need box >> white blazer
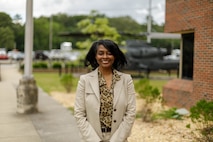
[74,68,136,142]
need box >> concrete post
[17,0,38,114]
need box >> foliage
[33,72,78,93]
[190,100,213,123]
[11,23,24,51]
[34,72,66,93]
[34,17,51,51]
[0,12,13,27]
[0,10,180,54]
[138,85,161,103]
[60,74,74,93]
[52,62,62,69]
[0,27,14,50]
[109,16,143,34]
[187,99,213,142]
[33,62,48,69]
[0,12,16,50]
[76,11,121,49]
[65,62,75,68]
[152,38,181,53]
[135,79,161,102]
[134,78,162,122]
[108,16,146,42]
[153,107,183,120]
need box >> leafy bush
[135,79,162,122]
[33,62,48,69]
[188,99,213,142]
[65,62,75,68]
[153,107,183,120]
[52,62,62,69]
[60,74,74,93]
[135,79,161,103]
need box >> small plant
[135,79,162,122]
[153,107,183,120]
[60,74,74,93]
[188,99,213,142]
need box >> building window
[182,33,194,80]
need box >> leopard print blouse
[98,69,121,129]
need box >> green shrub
[188,99,213,142]
[135,79,162,122]
[33,62,48,69]
[135,79,161,103]
[65,62,74,68]
[52,62,62,69]
[153,107,183,120]
[60,74,74,93]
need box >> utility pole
[49,15,53,51]
[147,0,152,43]
[17,0,38,114]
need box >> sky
[0,0,165,25]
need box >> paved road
[0,63,80,142]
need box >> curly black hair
[84,39,127,70]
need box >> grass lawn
[33,71,172,95]
[33,72,66,93]
[33,72,79,94]
[150,80,169,92]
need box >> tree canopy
[0,11,180,52]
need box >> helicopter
[58,32,180,78]
[123,40,180,78]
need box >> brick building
[163,0,213,109]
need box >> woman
[74,39,136,142]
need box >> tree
[0,12,13,27]
[0,27,15,50]
[13,14,22,24]
[0,12,15,50]
[34,17,51,50]
[76,11,121,49]
[34,16,66,50]
[11,20,24,51]
[108,16,143,33]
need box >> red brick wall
[163,0,213,108]
[163,79,193,109]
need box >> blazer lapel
[113,73,123,107]
[88,69,100,101]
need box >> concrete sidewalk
[0,63,80,142]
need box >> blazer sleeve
[110,75,136,142]
[74,75,101,142]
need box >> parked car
[0,49,8,60]
[49,49,65,60]
[34,50,49,60]
[7,51,24,60]
[63,51,80,61]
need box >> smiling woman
[74,39,136,142]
